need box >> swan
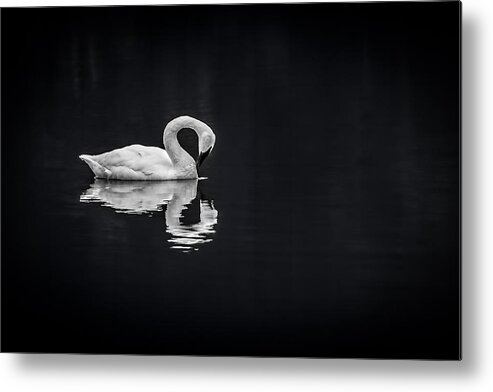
[79,115,215,180]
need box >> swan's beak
[197,147,212,168]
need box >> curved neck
[163,116,212,167]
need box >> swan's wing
[93,145,172,177]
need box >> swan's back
[80,145,174,180]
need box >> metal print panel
[0,1,461,359]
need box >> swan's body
[79,115,215,181]
[80,144,181,181]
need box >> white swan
[79,115,216,180]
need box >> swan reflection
[80,179,218,252]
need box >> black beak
[196,147,212,168]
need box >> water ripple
[80,179,218,252]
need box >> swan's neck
[163,116,211,169]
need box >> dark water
[1,3,460,358]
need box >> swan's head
[197,130,216,168]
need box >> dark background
[1,2,460,359]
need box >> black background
[1,2,460,359]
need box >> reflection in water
[80,179,218,252]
